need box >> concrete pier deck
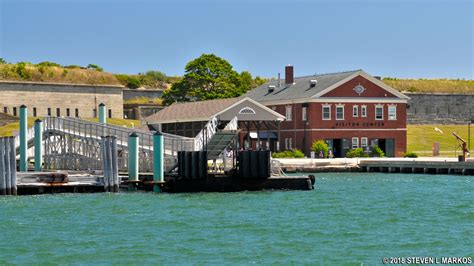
[275,157,474,175]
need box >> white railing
[223,116,238,131]
[194,116,219,151]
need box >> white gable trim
[311,70,410,100]
[216,97,286,121]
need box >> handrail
[223,116,238,131]
[194,116,219,151]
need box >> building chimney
[278,73,281,88]
[285,65,294,84]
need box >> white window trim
[361,137,368,148]
[285,106,292,121]
[388,105,397,120]
[375,105,384,120]
[361,105,367,117]
[302,106,307,121]
[285,138,289,150]
[352,105,359,117]
[289,138,293,150]
[239,107,256,114]
[352,137,359,149]
[322,104,331,120]
[336,105,345,120]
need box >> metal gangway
[18,116,239,173]
[41,117,195,172]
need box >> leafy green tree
[311,140,329,158]
[0,58,6,64]
[163,54,244,104]
[87,64,103,72]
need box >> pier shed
[144,97,285,151]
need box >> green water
[0,173,473,265]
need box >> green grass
[123,97,162,105]
[86,118,141,128]
[0,117,35,136]
[383,78,474,94]
[0,117,140,136]
[407,124,472,157]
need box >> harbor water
[0,173,472,264]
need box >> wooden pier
[359,160,474,175]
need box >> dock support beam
[19,105,27,172]
[128,133,139,191]
[0,137,17,195]
[99,103,106,124]
[34,119,43,172]
[153,131,164,192]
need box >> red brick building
[245,67,409,157]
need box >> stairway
[206,130,238,160]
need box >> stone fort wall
[0,81,123,119]
[407,93,474,124]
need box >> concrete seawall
[276,157,474,175]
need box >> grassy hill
[0,62,121,85]
[383,78,474,94]
[407,124,472,157]
[0,60,175,88]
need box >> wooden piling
[9,137,17,195]
[0,138,6,195]
[110,136,119,192]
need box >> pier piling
[0,137,17,195]
[128,133,139,191]
[101,136,119,192]
[34,119,43,172]
[19,105,27,172]
[153,131,164,192]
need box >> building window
[285,106,292,121]
[33,107,37,117]
[93,109,97,118]
[388,106,397,120]
[47,108,51,116]
[3,107,7,114]
[239,107,256,114]
[56,108,60,117]
[285,138,289,150]
[108,109,112,118]
[322,105,331,120]
[361,137,368,149]
[75,108,79,118]
[336,105,344,120]
[353,105,359,117]
[375,105,384,120]
[13,107,17,116]
[289,138,293,150]
[352,137,359,149]
[302,107,307,121]
[361,105,367,117]
[66,108,70,117]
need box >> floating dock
[359,160,474,175]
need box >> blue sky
[0,0,472,79]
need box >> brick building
[245,67,409,157]
[0,81,124,119]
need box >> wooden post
[111,136,119,192]
[9,137,17,195]
[4,137,11,195]
[0,138,5,195]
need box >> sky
[0,0,472,79]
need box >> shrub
[370,145,385,157]
[346,148,369,158]
[0,58,6,64]
[87,64,103,72]
[272,149,305,158]
[311,140,329,158]
[36,61,60,67]
[403,151,418,158]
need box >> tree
[0,58,6,64]
[162,54,243,105]
[311,140,329,158]
[87,64,103,72]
